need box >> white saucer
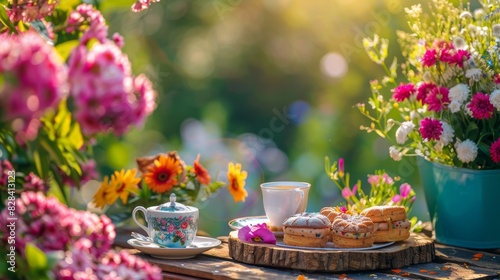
[276,241,395,251]
[228,216,283,237]
[127,236,221,259]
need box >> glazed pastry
[361,205,411,242]
[320,206,346,223]
[331,213,375,248]
[282,213,331,248]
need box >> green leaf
[25,243,48,270]
[55,40,79,61]
[0,5,18,34]
[33,150,49,180]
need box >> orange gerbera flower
[144,154,182,193]
[227,162,248,203]
[193,154,211,185]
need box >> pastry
[361,205,411,242]
[331,213,375,248]
[320,206,348,223]
[282,213,331,247]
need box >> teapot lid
[156,193,191,212]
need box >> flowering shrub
[325,157,421,231]
[358,0,500,169]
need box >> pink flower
[490,138,500,164]
[131,0,160,12]
[417,83,437,102]
[24,172,47,192]
[338,158,344,178]
[392,83,416,102]
[339,206,348,213]
[238,223,276,245]
[0,32,67,142]
[419,118,443,141]
[453,49,470,68]
[0,192,115,258]
[494,74,500,84]
[68,42,156,136]
[181,221,188,229]
[421,49,437,67]
[66,4,108,45]
[112,32,125,48]
[391,194,402,203]
[341,184,357,199]
[0,160,13,186]
[367,175,379,185]
[7,0,59,22]
[399,183,412,197]
[425,86,449,112]
[467,92,494,119]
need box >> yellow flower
[105,169,141,205]
[227,162,248,203]
[93,176,111,209]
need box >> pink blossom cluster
[393,82,450,113]
[132,0,161,12]
[23,172,47,192]
[66,4,108,45]
[0,32,67,142]
[0,192,115,258]
[68,42,157,136]
[421,40,471,68]
[7,0,59,22]
[55,238,162,280]
[0,159,13,186]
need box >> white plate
[228,216,284,237]
[276,241,395,251]
[127,236,221,259]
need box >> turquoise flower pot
[417,157,500,249]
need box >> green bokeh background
[92,0,467,236]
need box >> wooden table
[116,228,500,280]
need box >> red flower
[181,221,188,229]
[419,118,443,141]
[467,92,494,119]
[490,138,500,164]
[421,49,437,67]
[417,83,437,102]
[425,86,449,112]
[392,83,416,102]
[453,49,470,68]
[193,154,211,185]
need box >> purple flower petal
[237,223,276,245]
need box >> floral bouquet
[92,151,249,221]
[359,0,500,169]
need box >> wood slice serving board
[228,231,435,272]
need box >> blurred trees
[101,0,431,235]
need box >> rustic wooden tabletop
[116,227,500,280]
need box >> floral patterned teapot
[132,193,199,248]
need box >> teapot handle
[132,206,149,235]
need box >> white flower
[389,146,403,161]
[460,11,472,19]
[438,121,455,146]
[449,100,462,113]
[453,36,466,49]
[490,89,500,110]
[395,121,415,144]
[474,9,486,20]
[410,110,418,120]
[465,68,482,81]
[464,103,474,117]
[455,139,478,163]
[449,84,470,103]
[405,4,422,18]
[493,25,500,38]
